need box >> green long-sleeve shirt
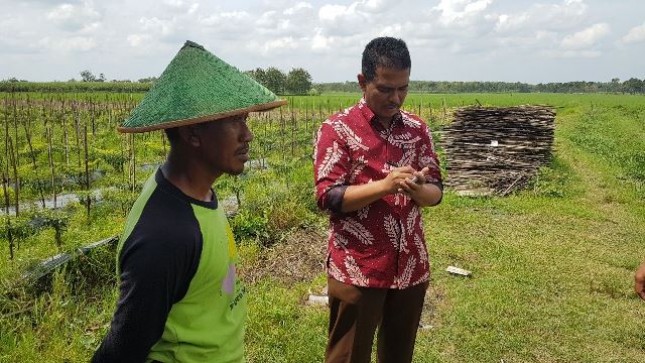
[93,169,247,362]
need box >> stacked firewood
[439,105,556,196]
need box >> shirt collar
[358,98,403,130]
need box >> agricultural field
[0,91,644,362]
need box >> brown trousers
[325,277,428,363]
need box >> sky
[1,0,644,84]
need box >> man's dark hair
[165,127,180,145]
[361,37,411,82]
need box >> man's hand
[397,167,442,207]
[398,167,429,194]
[382,166,416,194]
[635,261,645,301]
[340,166,415,213]
[341,166,440,213]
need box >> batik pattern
[314,98,442,289]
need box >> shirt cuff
[325,185,349,214]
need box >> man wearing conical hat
[92,40,285,363]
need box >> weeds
[1,93,644,362]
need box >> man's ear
[178,125,201,147]
[357,73,367,92]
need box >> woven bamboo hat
[119,40,286,133]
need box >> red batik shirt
[314,98,442,289]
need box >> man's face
[195,115,253,177]
[358,66,410,122]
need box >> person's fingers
[393,166,415,175]
[411,172,425,184]
[389,168,418,194]
[392,171,413,181]
[395,179,409,193]
[398,178,420,194]
[635,263,645,301]
[637,285,645,300]
[636,280,645,301]
[638,290,645,301]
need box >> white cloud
[361,0,389,13]
[200,11,251,26]
[494,0,588,34]
[39,36,97,52]
[256,10,297,34]
[163,0,185,7]
[547,49,602,59]
[319,0,391,22]
[259,0,300,9]
[127,34,151,47]
[46,1,101,32]
[254,36,299,56]
[534,0,588,29]
[195,11,252,42]
[495,13,529,33]
[319,4,351,22]
[311,28,332,51]
[495,30,558,52]
[284,2,313,15]
[622,23,645,44]
[561,23,610,50]
[139,16,176,37]
[379,23,404,37]
[1,0,644,83]
[318,2,376,37]
[162,0,198,14]
[432,0,493,27]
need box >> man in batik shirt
[314,37,443,363]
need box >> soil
[239,226,443,328]
[239,227,327,286]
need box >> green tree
[138,76,158,83]
[610,78,622,93]
[80,70,96,82]
[623,78,644,94]
[245,68,267,86]
[263,67,287,95]
[247,67,287,95]
[286,68,312,95]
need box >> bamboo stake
[46,113,57,209]
[83,122,91,218]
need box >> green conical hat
[119,40,286,133]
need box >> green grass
[241,94,645,362]
[245,280,328,362]
[1,93,644,362]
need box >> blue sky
[1,0,644,83]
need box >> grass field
[1,92,643,362]
[242,93,645,362]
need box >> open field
[1,92,644,362]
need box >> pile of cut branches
[440,105,555,196]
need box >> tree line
[244,67,314,95]
[315,78,645,95]
[1,69,644,95]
